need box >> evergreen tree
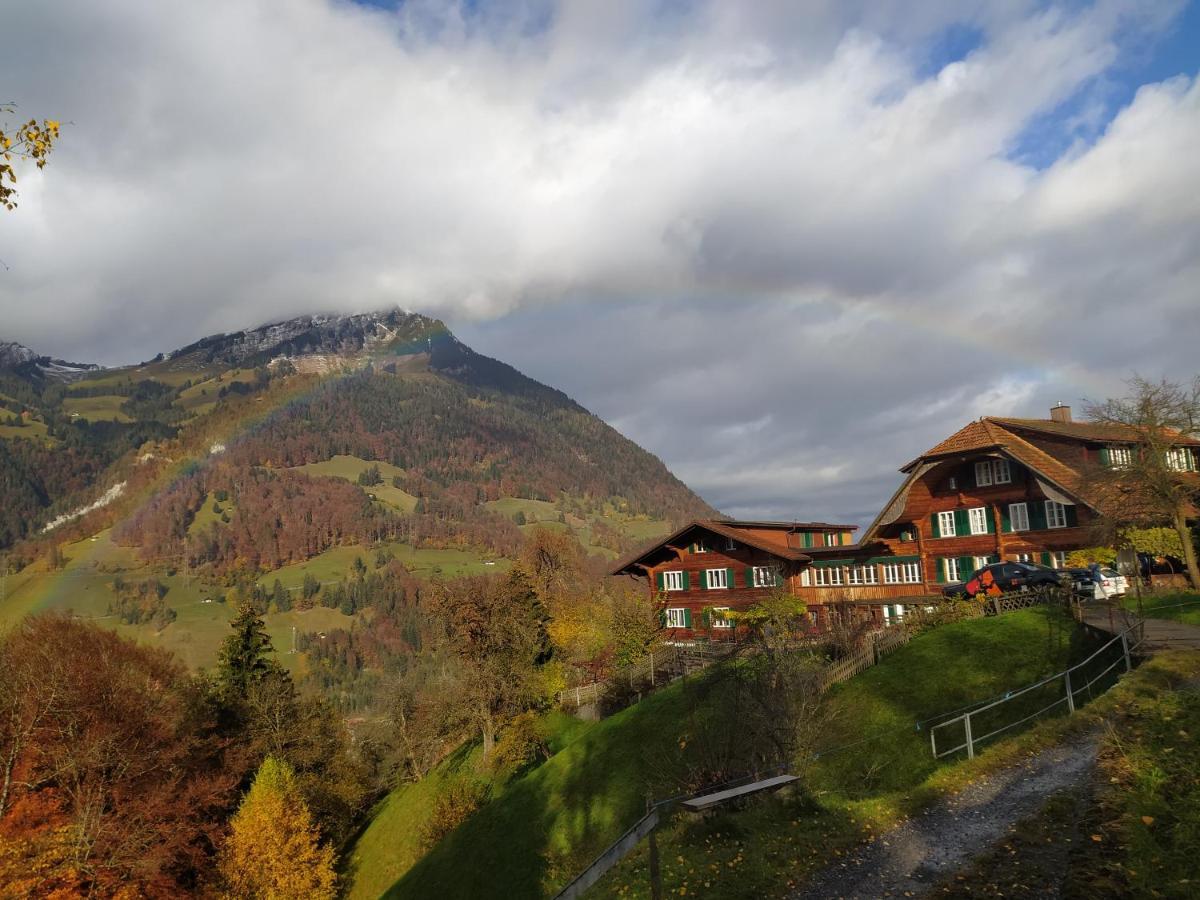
[217,601,278,696]
[219,756,336,900]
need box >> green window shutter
[954,509,969,536]
[745,567,755,589]
[1030,502,1047,530]
[802,531,813,548]
[1040,551,1052,567]
[682,571,691,590]
[986,506,996,534]
[959,556,974,578]
[683,607,693,628]
[1000,505,1012,533]
[701,607,710,628]
[1099,447,1111,467]
[726,567,735,589]
[930,513,940,538]
[688,542,695,553]
[936,560,945,584]
[655,572,665,591]
[1065,505,1078,527]
[774,568,782,587]
[838,532,846,546]
[699,570,707,589]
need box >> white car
[1099,567,1128,597]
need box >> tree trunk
[1174,506,1200,589]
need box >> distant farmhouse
[612,404,1200,638]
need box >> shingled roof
[609,519,819,576]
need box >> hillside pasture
[0,418,53,442]
[290,455,418,513]
[62,394,133,422]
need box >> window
[752,566,780,588]
[968,506,989,535]
[975,459,1011,486]
[882,563,902,584]
[1108,446,1133,469]
[711,607,731,629]
[1050,551,1066,570]
[902,562,921,584]
[884,604,906,624]
[662,570,684,591]
[705,568,729,590]
[1015,552,1033,563]
[973,555,991,571]
[665,608,688,628]
[1045,500,1068,529]
[823,532,840,547]
[937,511,956,537]
[947,476,958,491]
[724,537,737,551]
[1166,448,1195,472]
[1009,502,1029,532]
[848,565,878,585]
[693,538,709,554]
[799,569,811,587]
[943,558,960,582]
[814,567,843,587]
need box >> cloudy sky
[2,0,1198,525]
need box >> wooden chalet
[861,404,1200,586]
[609,519,923,640]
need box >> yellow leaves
[1142,815,1156,826]
[1091,834,1104,842]
[0,104,63,211]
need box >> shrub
[488,712,549,775]
[419,777,491,850]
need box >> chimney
[1050,403,1072,423]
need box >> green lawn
[347,607,1097,900]
[256,542,507,593]
[0,418,53,442]
[485,496,669,561]
[1123,590,1200,625]
[290,456,418,513]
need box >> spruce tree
[217,601,277,696]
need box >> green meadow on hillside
[346,606,1098,900]
[485,497,671,560]
[289,455,419,513]
[62,394,134,422]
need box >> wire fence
[929,619,1143,760]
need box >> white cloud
[0,0,1196,522]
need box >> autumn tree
[219,756,336,900]
[1085,375,1200,587]
[0,615,236,895]
[1,104,61,211]
[432,572,551,756]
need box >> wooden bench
[680,774,798,812]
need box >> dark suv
[943,561,1065,598]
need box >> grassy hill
[345,606,1100,900]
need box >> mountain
[0,306,713,646]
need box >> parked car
[1099,567,1128,598]
[943,562,1064,598]
[1066,566,1127,601]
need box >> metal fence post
[1064,670,1075,714]
[964,713,975,760]
[1121,632,1131,672]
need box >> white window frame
[1165,448,1194,472]
[937,511,956,537]
[943,558,960,582]
[724,537,737,551]
[974,461,993,487]
[693,538,709,554]
[902,562,921,584]
[711,607,731,629]
[882,563,902,584]
[973,555,991,571]
[799,569,811,587]
[1015,552,1033,563]
[1050,551,1067,569]
[705,568,729,590]
[1045,500,1068,529]
[968,506,989,536]
[992,459,1011,484]
[662,570,684,592]
[1108,446,1133,469]
[752,566,779,588]
[823,532,839,547]
[1008,502,1029,532]
[847,565,878,586]
[814,566,843,587]
[665,607,688,628]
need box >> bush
[488,712,549,775]
[419,777,491,850]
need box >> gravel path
[793,733,1100,900]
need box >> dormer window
[975,459,1011,487]
[724,537,737,551]
[823,532,839,547]
[1165,448,1196,472]
[693,538,709,554]
[1105,446,1133,469]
